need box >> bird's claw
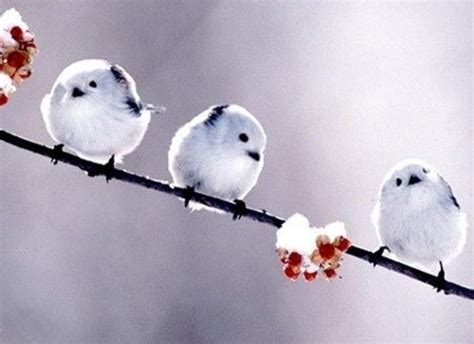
[369,246,390,267]
[87,155,115,182]
[103,155,115,182]
[433,262,446,293]
[232,199,247,221]
[183,186,195,208]
[50,144,64,165]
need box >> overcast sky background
[1,1,472,343]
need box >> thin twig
[1,128,473,301]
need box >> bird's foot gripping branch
[0,129,473,301]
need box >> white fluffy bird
[41,59,155,167]
[371,159,467,290]
[168,104,266,217]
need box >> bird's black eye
[89,81,97,88]
[422,168,428,173]
[396,178,402,187]
[239,133,249,142]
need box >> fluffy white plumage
[41,59,153,164]
[372,159,467,269]
[168,104,266,211]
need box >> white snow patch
[276,213,346,255]
[0,72,16,95]
[0,8,28,31]
[314,221,347,242]
[276,213,317,256]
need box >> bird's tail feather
[146,103,166,115]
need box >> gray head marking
[204,105,229,127]
[110,63,143,116]
[439,175,461,209]
[110,64,130,85]
[125,97,144,116]
[451,195,460,209]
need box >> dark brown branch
[1,128,473,301]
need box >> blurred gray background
[1,1,472,343]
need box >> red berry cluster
[277,235,351,282]
[0,25,37,106]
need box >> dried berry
[283,264,300,280]
[7,51,26,68]
[319,243,336,260]
[335,237,351,252]
[0,94,8,105]
[304,270,318,281]
[10,26,23,41]
[287,252,302,266]
[0,9,37,107]
[276,214,350,283]
[323,268,337,280]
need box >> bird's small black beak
[248,151,260,162]
[408,174,422,185]
[72,87,85,98]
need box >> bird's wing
[439,175,460,209]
